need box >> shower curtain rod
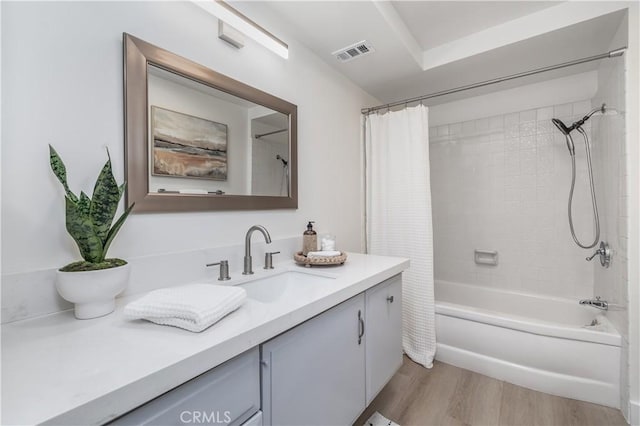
[361,47,627,115]
[255,128,288,139]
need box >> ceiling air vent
[332,40,375,63]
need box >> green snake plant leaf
[49,145,78,204]
[78,191,91,217]
[90,154,120,246]
[119,182,126,199]
[65,196,104,263]
[102,202,135,257]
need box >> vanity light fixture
[193,0,289,59]
[219,21,245,49]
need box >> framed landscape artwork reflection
[151,106,228,180]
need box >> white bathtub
[434,280,622,408]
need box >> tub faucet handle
[585,241,611,268]
[586,249,602,261]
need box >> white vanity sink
[239,270,335,304]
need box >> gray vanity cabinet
[260,274,403,426]
[365,274,403,404]
[260,294,367,426]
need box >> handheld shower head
[276,154,288,166]
[552,118,576,155]
[551,103,609,156]
[552,118,571,135]
[552,104,605,250]
[552,103,609,139]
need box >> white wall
[1,2,376,277]
[625,3,640,424]
[429,72,598,299]
[592,13,630,417]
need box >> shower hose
[567,126,600,249]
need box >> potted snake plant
[50,145,134,319]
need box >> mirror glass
[124,34,297,212]
[148,66,290,197]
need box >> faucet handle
[585,241,611,268]
[206,260,231,281]
[264,251,280,270]
[586,250,601,262]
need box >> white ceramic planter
[56,263,130,319]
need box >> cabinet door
[261,294,366,426]
[365,274,403,404]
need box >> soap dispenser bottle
[303,221,317,256]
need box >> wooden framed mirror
[123,33,297,212]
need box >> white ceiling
[251,1,628,106]
[393,1,560,50]
[374,9,627,105]
[254,112,288,130]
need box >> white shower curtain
[365,104,436,368]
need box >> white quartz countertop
[2,253,409,425]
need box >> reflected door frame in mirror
[123,33,298,212]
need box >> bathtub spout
[579,297,608,310]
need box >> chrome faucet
[579,296,608,310]
[243,225,272,275]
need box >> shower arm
[569,104,606,133]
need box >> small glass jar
[321,234,336,251]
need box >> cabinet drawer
[112,348,260,426]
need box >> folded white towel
[307,250,341,258]
[124,284,246,332]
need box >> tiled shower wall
[430,101,599,299]
[593,56,628,337]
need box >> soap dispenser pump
[303,221,317,256]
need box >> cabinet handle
[357,310,364,345]
[387,295,394,303]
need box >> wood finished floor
[354,356,628,426]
